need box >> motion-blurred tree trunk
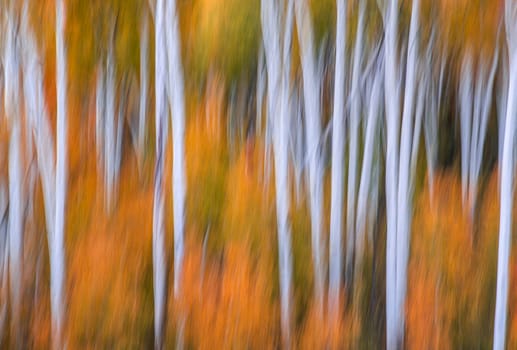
[493,2,517,349]
[51,0,68,347]
[153,0,168,347]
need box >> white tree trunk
[3,10,24,343]
[356,69,382,257]
[329,0,347,320]
[164,0,187,345]
[459,54,473,207]
[53,0,67,347]
[493,3,517,349]
[165,0,186,301]
[348,1,366,286]
[394,0,420,344]
[261,0,294,344]
[153,0,168,347]
[383,0,401,347]
[295,0,325,315]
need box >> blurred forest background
[0,0,516,348]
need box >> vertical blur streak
[23,33,57,341]
[115,80,124,199]
[95,36,123,213]
[278,0,294,341]
[459,53,473,208]
[356,63,382,275]
[256,46,265,139]
[295,0,325,316]
[4,9,24,343]
[138,14,149,171]
[0,186,7,343]
[349,0,365,289]
[328,0,346,322]
[382,0,401,347]
[261,0,294,345]
[469,64,483,209]
[21,8,57,342]
[497,53,508,171]
[153,0,168,347]
[105,40,116,210]
[423,32,442,201]
[290,87,303,203]
[494,2,517,349]
[165,0,187,346]
[8,94,22,341]
[0,35,6,333]
[165,0,186,304]
[469,50,498,216]
[105,39,117,210]
[411,73,424,178]
[396,0,421,345]
[53,0,68,347]
[96,65,106,180]
[460,47,499,216]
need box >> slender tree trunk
[165,0,186,302]
[261,0,294,344]
[295,0,325,315]
[52,1,68,347]
[348,1,366,288]
[382,0,401,347]
[3,10,24,345]
[153,0,168,347]
[493,3,517,349]
[329,0,347,321]
[165,0,187,345]
[395,0,420,344]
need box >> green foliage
[67,0,142,95]
[188,0,261,86]
[291,198,315,328]
[310,0,335,46]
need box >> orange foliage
[66,130,154,347]
[174,239,278,349]
[298,299,359,350]
[408,170,501,349]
